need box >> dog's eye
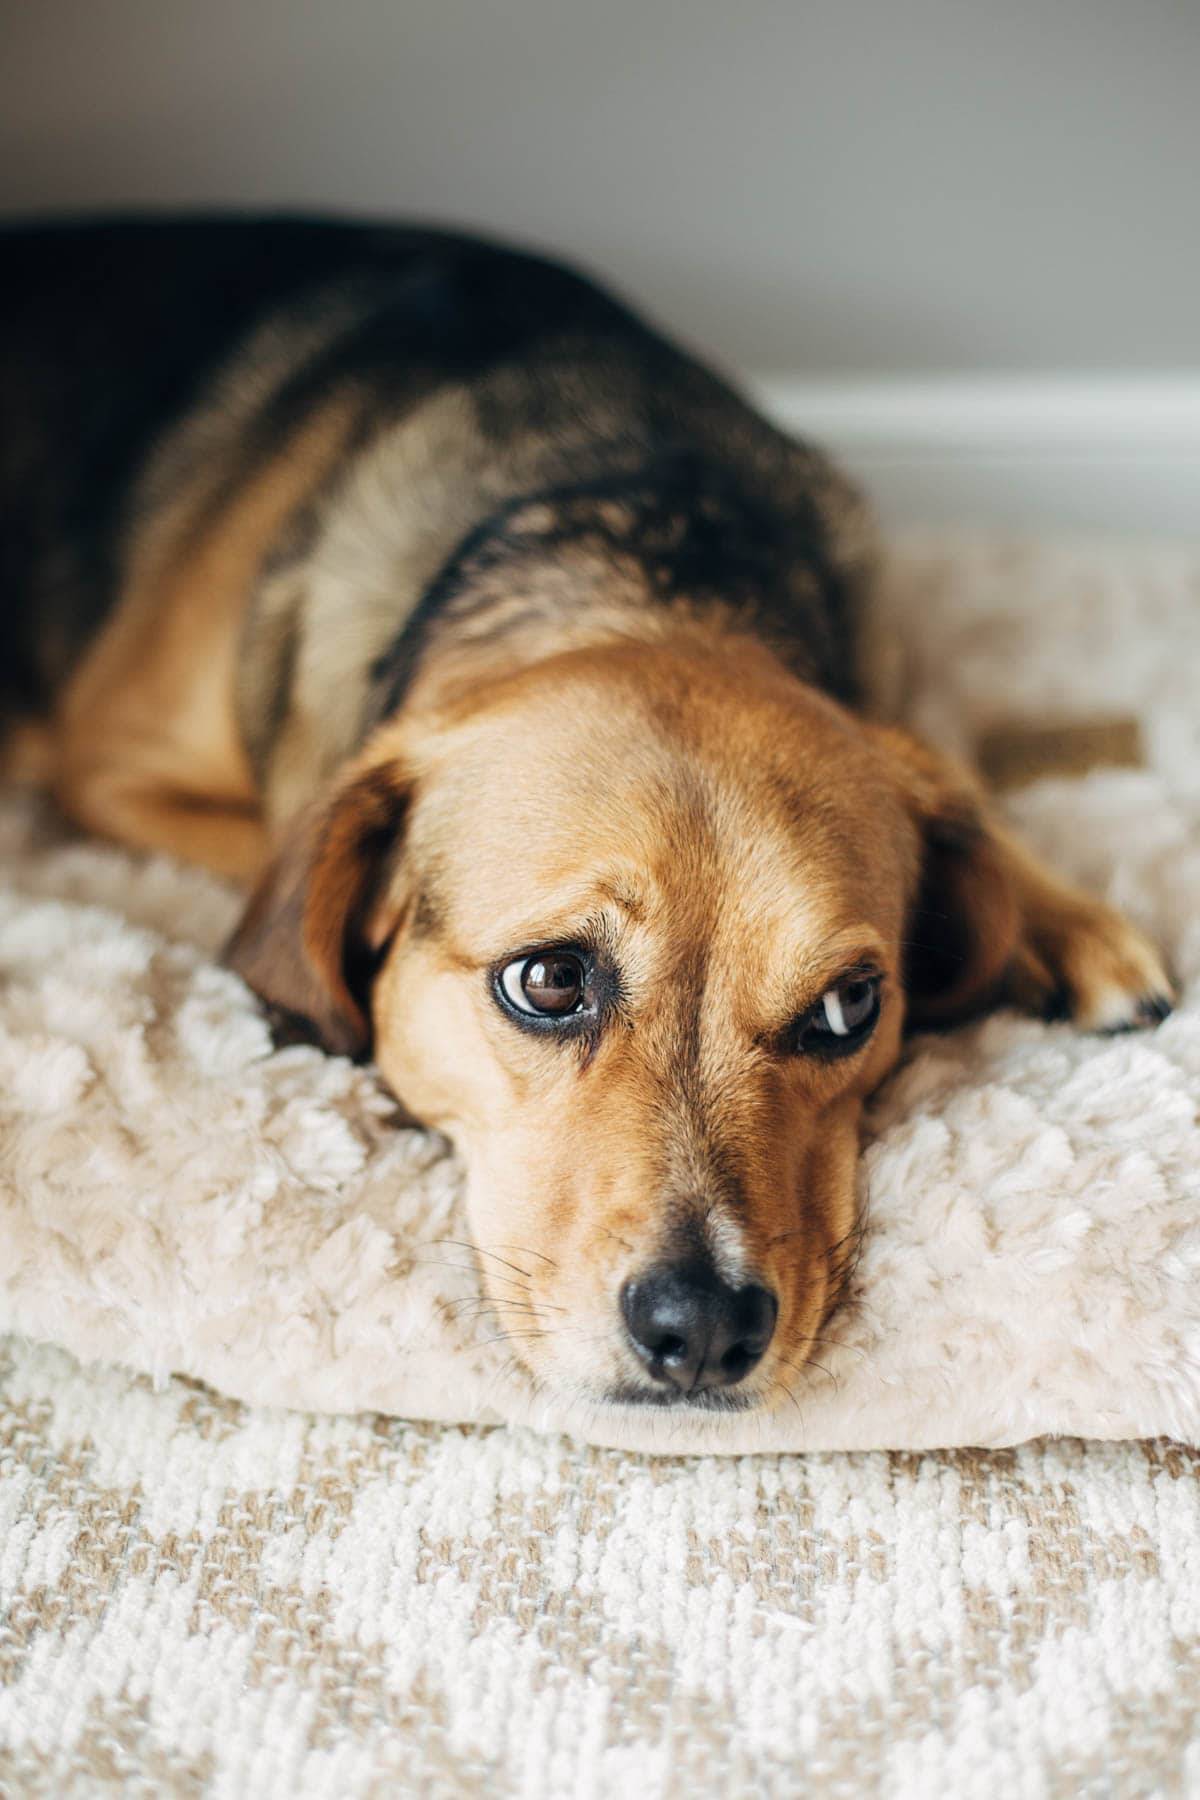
[499,952,587,1018]
[793,974,881,1058]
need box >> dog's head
[227,635,1018,1412]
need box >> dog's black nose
[620,1262,778,1393]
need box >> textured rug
[2,1336,1200,1797]
[2,534,1199,1453]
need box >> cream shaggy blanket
[2,534,1198,1454]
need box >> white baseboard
[750,375,1200,538]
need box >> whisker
[438,1296,541,1321]
[440,1290,558,1312]
[770,1348,838,1393]
[475,1329,558,1350]
[780,1330,868,1373]
[772,1377,804,1419]
[436,1238,537,1282]
[486,1243,560,1270]
[766,1224,808,1249]
[488,1300,567,1317]
[805,1332,864,1354]
[469,1291,567,1315]
[414,1256,532,1294]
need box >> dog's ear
[869,725,1022,1028]
[223,762,409,1060]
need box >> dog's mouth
[601,1381,764,1415]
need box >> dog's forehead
[409,670,904,944]
[422,647,881,809]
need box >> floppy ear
[223,762,409,1059]
[870,726,1022,1027]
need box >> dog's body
[0,216,866,863]
[1,216,1173,1415]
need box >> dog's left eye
[499,952,587,1018]
[792,974,881,1058]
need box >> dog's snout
[620,1262,777,1393]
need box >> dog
[0,214,1174,1414]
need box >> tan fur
[993,823,1173,1031]
[244,385,653,827]
[364,645,904,1404]
[866,723,1170,1030]
[249,386,512,825]
[51,398,357,880]
[0,719,56,785]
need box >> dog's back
[0,217,616,708]
[0,214,870,829]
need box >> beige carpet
[2,1335,1199,1796]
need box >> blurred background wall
[3,0,1197,532]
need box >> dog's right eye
[790,972,882,1059]
[498,952,587,1018]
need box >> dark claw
[1101,992,1176,1037]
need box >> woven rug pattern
[2,1336,1199,1797]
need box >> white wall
[4,0,1198,530]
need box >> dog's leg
[55,644,269,883]
[870,721,1175,1033]
[996,824,1175,1031]
[55,767,267,883]
[47,395,361,886]
[54,604,269,884]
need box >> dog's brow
[781,928,891,1009]
[460,896,631,969]
[593,874,650,922]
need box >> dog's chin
[599,1381,764,1415]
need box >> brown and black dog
[0,215,1174,1414]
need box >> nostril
[716,1286,777,1383]
[738,1284,778,1356]
[620,1279,695,1373]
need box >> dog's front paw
[1006,903,1176,1033]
